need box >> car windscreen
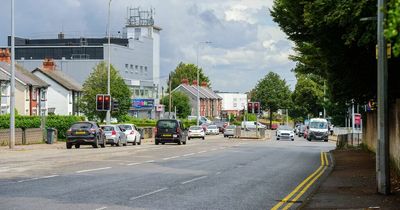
[101,126,114,131]
[120,125,132,130]
[71,123,93,129]
[310,122,328,129]
[157,120,178,129]
[190,126,202,130]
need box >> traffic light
[96,94,104,111]
[254,102,260,114]
[247,102,253,114]
[112,99,119,112]
[104,95,111,111]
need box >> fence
[336,133,363,148]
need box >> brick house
[172,79,222,118]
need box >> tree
[168,62,210,90]
[251,72,292,128]
[291,74,324,120]
[161,91,191,119]
[80,62,131,122]
[385,0,400,57]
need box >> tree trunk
[269,108,273,129]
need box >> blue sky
[0,0,296,92]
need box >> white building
[32,59,82,115]
[216,92,248,116]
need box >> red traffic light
[247,102,253,114]
[254,102,260,114]
[104,96,110,101]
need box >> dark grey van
[155,119,187,145]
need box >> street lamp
[196,41,211,126]
[9,0,15,149]
[106,0,112,124]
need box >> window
[144,90,149,97]
[130,64,134,69]
[140,90,144,96]
[125,64,129,69]
[32,88,37,100]
[135,65,138,69]
[40,89,46,101]
[144,66,148,71]
[69,93,73,104]
[135,89,140,96]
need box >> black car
[66,121,106,149]
[155,119,187,145]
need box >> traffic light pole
[106,0,112,125]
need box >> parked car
[224,125,236,138]
[66,121,106,149]
[213,121,229,133]
[188,126,205,140]
[276,125,294,141]
[119,124,142,145]
[307,118,329,142]
[101,125,128,146]
[155,119,187,145]
[298,125,306,137]
[206,125,219,135]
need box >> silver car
[224,125,236,138]
[101,125,128,146]
[119,124,142,145]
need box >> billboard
[131,99,154,109]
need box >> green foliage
[161,91,191,119]
[252,72,292,112]
[46,115,85,139]
[244,113,257,121]
[0,115,41,129]
[182,119,197,128]
[291,74,324,119]
[79,62,131,122]
[385,0,400,56]
[168,62,211,90]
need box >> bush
[46,115,85,139]
[0,115,41,129]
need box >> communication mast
[126,7,155,27]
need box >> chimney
[42,58,56,71]
[58,32,64,40]
[0,49,11,64]
[181,78,189,85]
[192,80,198,86]
[201,81,207,87]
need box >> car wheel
[324,139,328,142]
[292,138,294,141]
[75,144,80,149]
[155,140,159,145]
[183,141,186,145]
[188,137,191,140]
[116,139,121,147]
[100,136,106,148]
[224,135,226,138]
[66,142,72,149]
[276,138,279,140]
[177,140,181,145]
[202,137,205,140]
[111,143,115,146]
[137,139,141,145]
[132,141,136,145]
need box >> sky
[0,0,296,92]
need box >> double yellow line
[271,152,330,210]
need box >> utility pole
[106,0,112,125]
[9,0,15,149]
[196,41,211,126]
[169,74,172,119]
[323,80,326,118]
[376,0,390,195]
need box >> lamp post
[196,41,211,126]
[106,0,112,125]
[9,0,15,149]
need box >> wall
[0,128,43,146]
[33,71,70,115]
[363,99,400,171]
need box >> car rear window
[208,125,217,129]
[190,126,202,130]
[227,125,236,129]
[120,125,132,130]
[71,123,93,129]
[157,120,178,129]
[101,126,114,131]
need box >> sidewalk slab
[302,150,400,209]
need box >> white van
[241,121,266,130]
[307,118,329,142]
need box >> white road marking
[127,162,142,166]
[145,160,155,163]
[183,153,195,157]
[95,207,107,210]
[75,167,111,174]
[197,151,207,154]
[163,156,180,160]
[17,175,59,183]
[129,187,168,200]
[181,176,208,185]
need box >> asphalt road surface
[0,134,335,210]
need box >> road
[0,134,335,210]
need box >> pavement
[0,134,335,210]
[302,149,400,210]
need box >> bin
[46,128,56,144]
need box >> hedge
[0,115,85,139]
